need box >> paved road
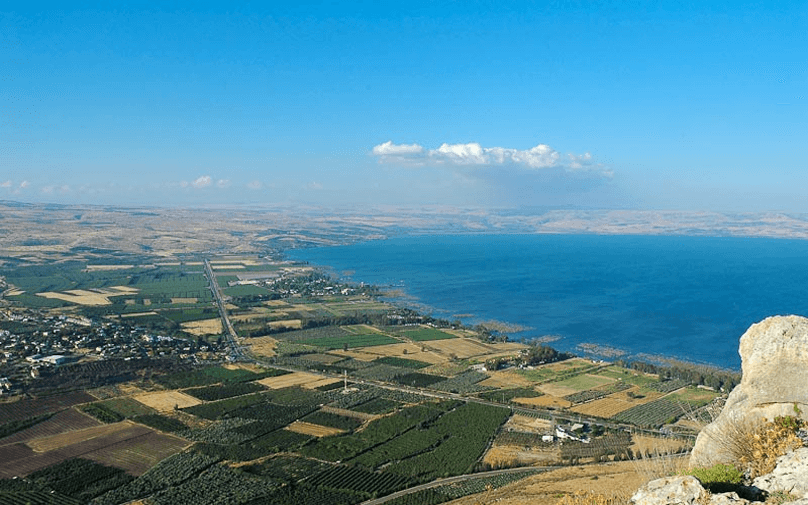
[358,467,548,505]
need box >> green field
[551,373,615,391]
[222,285,270,297]
[399,328,456,341]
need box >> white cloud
[20,180,29,188]
[192,175,212,189]
[0,180,11,188]
[307,181,323,190]
[246,180,263,190]
[371,141,609,176]
[372,140,424,156]
[216,179,230,189]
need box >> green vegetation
[686,464,743,493]
[223,285,270,297]
[302,411,363,431]
[0,413,54,439]
[374,356,431,369]
[97,397,156,418]
[26,458,135,503]
[478,387,542,403]
[132,414,188,433]
[156,365,286,389]
[351,398,401,415]
[80,403,125,423]
[184,382,267,401]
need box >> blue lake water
[287,234,808,369]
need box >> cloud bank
[371,141,610,176]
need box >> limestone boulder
[752,447,808,497]
[691,315,808,467]
[630,476,708,505]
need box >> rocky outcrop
[630,476,708,505]
[632,448,808,504]
[691,315,808,467]
[752,447,808,496]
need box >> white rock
[709,492,749,505]
[631,476,707,505]
[752,447,808,497]
[692,315,808,467]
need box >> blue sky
[1,1,806,211]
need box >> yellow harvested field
[538,383,580,397]
[181,318,223,336]
[288,304,318,312]
[331,343,445,364]
[27,421,136,452]
[504,414,553,433]
[285,421,344,438]
[570,397,635,418]
[482,444,559,468]
[263,300,290,307]
[303,377,341,390]
[569,387,661,418]
[211,264,245,269]
[514,395,572,409]
[631,434,690,456]
[258,371,323,389]
[134,391,202,411]
[446,461,648,505]
[423,338,493,359]
[5,289,24,296]
[269,319,302,329]
[248,336,278,357]
[171,297,198,304]
[120,311,158,318]
[84,265,135,271]
[37,286,139,306]
[478,370,535,388]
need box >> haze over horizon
[2,2,806,212]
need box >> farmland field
[422,338,492,359]
[0,409,100,446]
[398,327,457,342]
[285,421,345,438]
[551,373,615,391]
[245,336,278,357]
[298,333,399,349]
[181,318,223,335]
[0,421,188,478]
[133,391,202,412]
[0,392,96,424]
[257,372,323,389]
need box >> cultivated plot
[134,391,203,412]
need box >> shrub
[687,463,742,493]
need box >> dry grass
[711,416,804,478]
[133,391,202,411]
[247,336,278,357]
[181,318,222,335]
[285,421,344,437]
[556,490,633,505]
[257,371,322,389]
[27,421,139,452]
[38,287,139,306]
[630,448,690,483]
